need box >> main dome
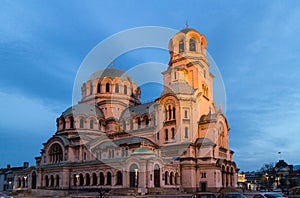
[88,68,132,82]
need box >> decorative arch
[50,175,54,187]
[92,172,97,186]
[79,173,84,186]
[79,117,85,129]
[175,172,179,185]
[116,171,123,185]
[97,82,101,93]
[170,172,174,185]
[179,39,185,53]
[106,171,112,185]
[99,172,105,185]
[31,171,37,189]
[48,143,63,163]
[189,38,196,51]
[85,173,90,186]
[45,175,49,187]
[129,163,139,188]
[164,171,169,185]
[55,174,59,187]
[154,164,160,187]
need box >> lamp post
[76,174,79,196]
[134,169,138,188]
[265,174,269,191]
[8,181,12,191]
[24,176,27,188]
[275,176,280,188]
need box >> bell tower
[163,27,213,100]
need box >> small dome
[61,103,104,118]
[180,28,201,35]
[88,68,132,82]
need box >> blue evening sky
[1,0,300,171]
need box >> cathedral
[14,27,238,195]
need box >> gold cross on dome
[109,61,114,68]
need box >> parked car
[288,186,300,198]
[0,192,11,198]
[253,192,284,198]
[218,192,247,198]
[192,192,217,198]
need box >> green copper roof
[88,68,132,81]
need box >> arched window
[50,175,54,187]
[115,83,119,93]
[56,175,59,187]
[165,129,169,141]
[170,172,174,185]
[172,106,176,119]
[189,38,196,51]
[129,164,139,188]
[175,172,179,185]
[99,172,105,185]
[97,83,101,93]
[90,120,94,129]
[179,39,184,52]
[92,173,97,186]
[79,174,84,186]
[168,105,172,120]
[171,128,175,139]
[137,117,141,129]
[107,172,112,185]
[85,173,90,186]
[145,116,149,127]
[106,83,110,93]
[18,177,21,188]
[49,143,63,163]
[124,85,128,95]
[69,116,74,129]
[61,118,66,130]
[116,171,123,185]
[80,118,84,128]
[164,171,169,185]
[45,175,49,187]
[73,174,77,186]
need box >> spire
[109,61,114,68]
[185,21,189,28]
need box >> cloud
[0,90,60,133]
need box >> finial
[185,21,189,28]
[109,61,114,68]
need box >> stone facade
[14,27,238,194]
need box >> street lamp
[76,174,80,196]
[24,176,27,188]
[275,176,280,188]
[8,181,12,191]
[265,174,269,191]
[76,174,80,186]
[134,169,138,188]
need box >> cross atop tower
[109,61,115,68]
[185,21,189,28]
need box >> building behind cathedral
[14,27,238,195]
